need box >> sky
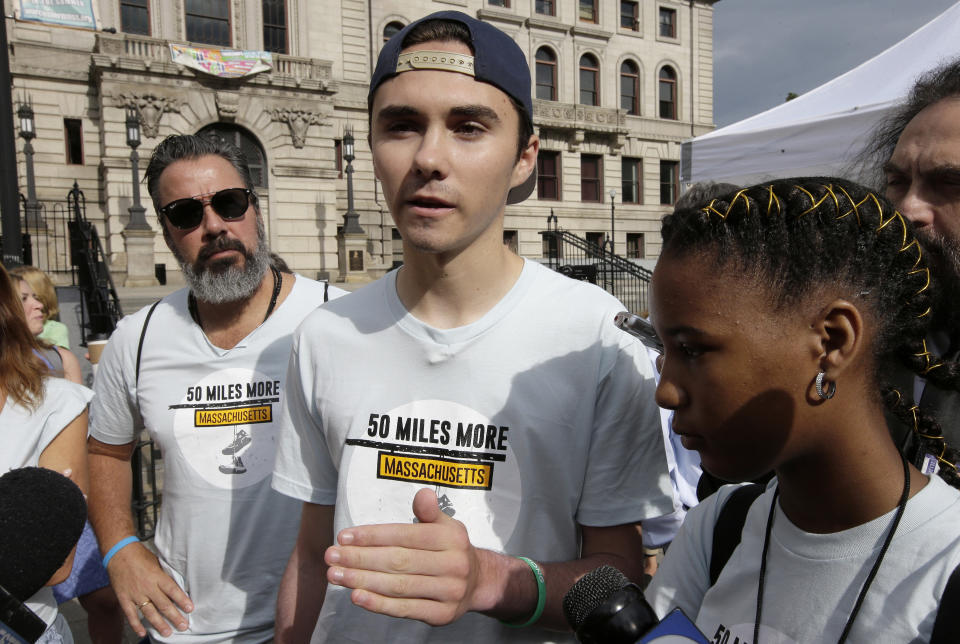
[713,0,959,127]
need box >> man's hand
[106,541,194,638]
[324,488,484,626]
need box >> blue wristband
[102,536,139,569]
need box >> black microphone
[563,565,658,643]
[563,565,710,644]
[0,467,87,643]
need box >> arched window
[620,60,639,115]
[197,123,268,188]
[579,54,599,106]
[659,66,677,120]
[535,48,557,101]
[383,21,403,43]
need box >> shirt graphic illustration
[170,367,283,488]
[342,399,522,549]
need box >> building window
[620,60,639,115]
[659,7,677,38]
[64,119,83,165]
[199,124,268,188]
[503,229,518,253]
[622,157,641,204]
[659,66,677,119]
[535,48,557,101]
[579,0,597,23]
[542,232,560,259]
[579,54,599,106]
[535,0,555,16]
[391,228,404,267]
[488,0,509,7]
[626,232,645,259]
[262,0,286,53]
[585,231,605,256]
[334,139,343,179]
[660,160,678,205]
[581,154,602,202]
[538,151,560,200]
[620,1,638,30]
[185,0,230,46]
[120,0,150,35]
[383,21,403,43]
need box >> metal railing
[541,218,652,315]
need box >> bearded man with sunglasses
[86,134,345,643]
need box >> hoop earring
[815,371,836,400]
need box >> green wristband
[500,556,546,628]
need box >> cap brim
[507,164,537,205]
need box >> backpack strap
[135,301,161,388]
[709,483,765,586]
[931,561,960,644]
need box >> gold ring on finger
[136,599,152,610]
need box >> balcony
[92,33,335,93]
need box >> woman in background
[11,265,70,348]
[11,267,81,384]
[0,263,92,643]
[7,265,123,643]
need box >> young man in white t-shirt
[272,12,674,643]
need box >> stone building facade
[7,0,717,286]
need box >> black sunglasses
[159,187,254,230]
[614,311,663,354]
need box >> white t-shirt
[647,476,960,643]
[90,275,344,644]
[273,260,674,643]
[1,376,93,644]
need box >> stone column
[122,227,159,286]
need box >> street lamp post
[17,100,41,228]
[341,128,364,234]
[607,188,616,254]
[124,107,150,231]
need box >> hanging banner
[169,44,273,79]
[15,0,99,30]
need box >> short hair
[144,134,258,218]
[10,265,59,320]
[375,18,534,162]
[857,57,960,187]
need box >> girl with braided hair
[639,178,960,643]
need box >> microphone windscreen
[563,564,630,630]
[0,467,87,601]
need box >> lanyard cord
[754,452,910,644]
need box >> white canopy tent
[682,1,960,186]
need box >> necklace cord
[754,453,911,644]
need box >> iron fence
[540,219,652,315]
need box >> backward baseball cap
[368,10,537,205]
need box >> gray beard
[917,227,960,331]
[172,223,270,305]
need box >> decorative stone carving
[115,93,181,138]
[269,107,323,148]
[215,91,240,121]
